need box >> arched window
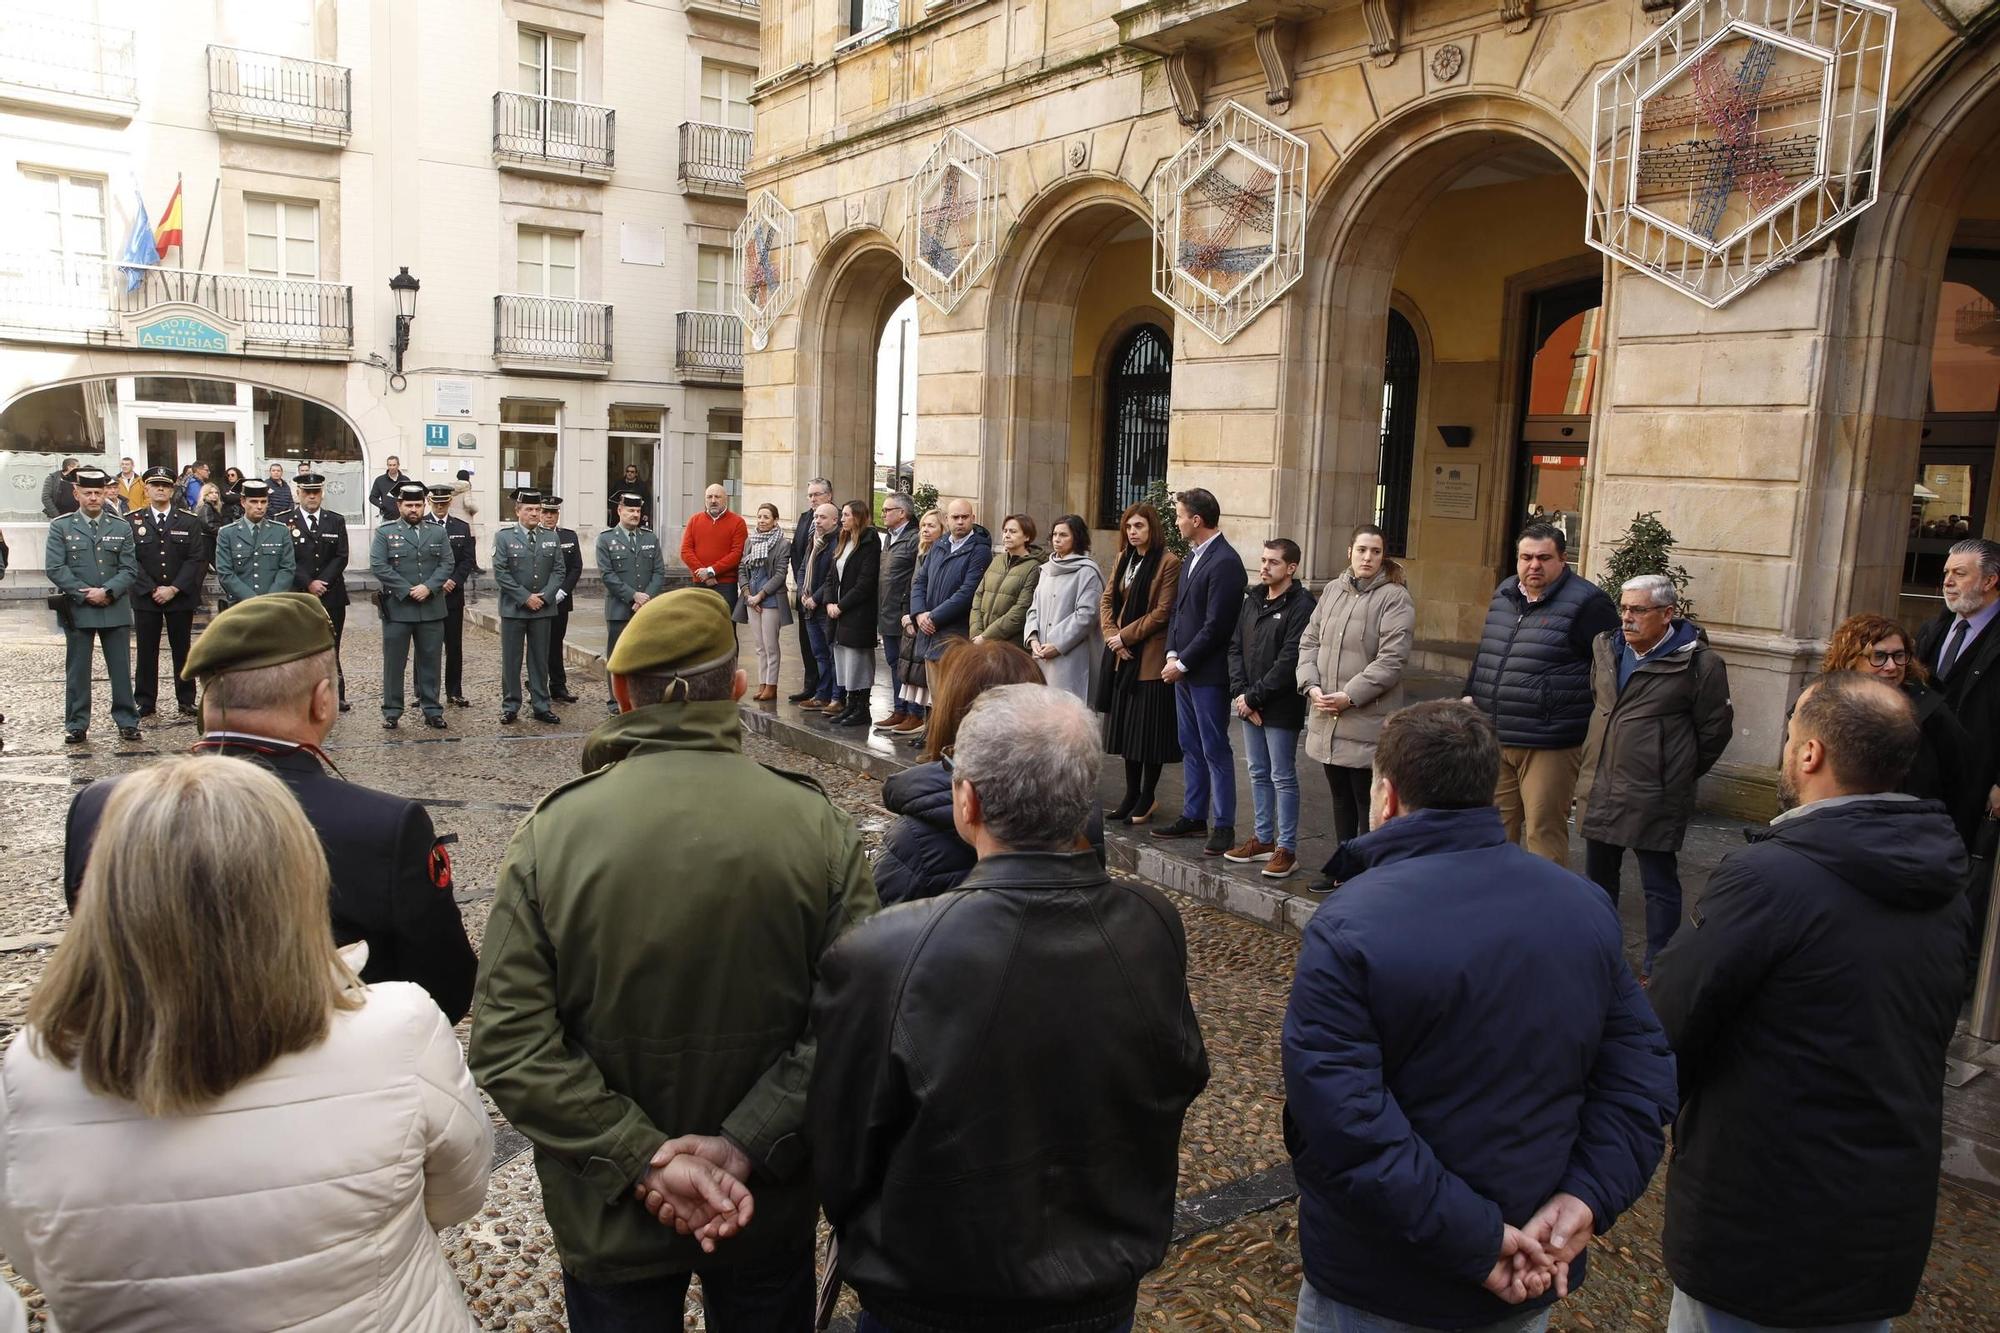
[1098,323,1172,529]
[1377,310,1420,556]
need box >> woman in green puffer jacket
[969,514,1046,650]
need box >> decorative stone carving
[904,128,1000,314]
[1499,0,1534,33]
[1253,20,1299,109]
[734,190,797,352]
[1067,139,1088,169]
[1164,47,1208,127]
[1362,0,1401,67]
[1429,44,1466,83]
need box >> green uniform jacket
[214,517,296,606]
[595,525,667,622]
[470,702,878,1284]
[370,518,451,623]
[45,511,139,629]
[492,523,564,620]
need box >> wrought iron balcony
[676,311,743,383]
[0,11,138,120]
[686,0,761,21]
[678,122,753,197]
[493,91,616,181]
[0,255,352,357]
[495,295,614,373]
[207,46,352,145]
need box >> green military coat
[492,523,564,620]
[469,702,878,1285]
[595,525,667,622]
[214,517,296,606]
[45,511,139,629]
[370,517,451,623]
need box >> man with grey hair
[810,684,1209,1333]
[787,477,834,702]
[1915,536,2000,954]
[1575,573,1732,975]
[872,490,919,731]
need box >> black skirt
[1102,672,1181,765]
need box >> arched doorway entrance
[795,234,912,505]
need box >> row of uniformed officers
[44,467,672,739]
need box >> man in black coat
[540,495,583,703]
[368,455,409,522]
[287,474,351,711]
[128,466,207,718]
[787,476,832,703]
[62,595,478,1023]
[1649,673,1969,1332]
[428,485,477,707]
[1914,537,2000,941]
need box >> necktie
[1939,618,1972,679]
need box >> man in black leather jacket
[809,684,1208,1333]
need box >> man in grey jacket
[873,492,920,732]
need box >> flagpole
[176,174,185,272]
[193,178,220,306]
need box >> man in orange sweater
[681,483,749,611]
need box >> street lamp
[388,267,420,389]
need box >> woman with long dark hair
[1097,503,1181,824]
[820,499,881,728]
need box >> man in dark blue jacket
[1154,488,1244,856]
[1284,699,1676,1332]
[908,497,991,656]
[786,477,832,702]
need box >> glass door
[140,419,238,492]
[1508,278,1603,569]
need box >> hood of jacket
[580,700,742,774]
[882,758,955,831]
[1339,561,1406,594]
[1752,796,1967,913]
[1613,616,1699,663]
[1040,551,1097,581]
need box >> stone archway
[793,229,913,504]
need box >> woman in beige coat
[0,757,493,1332]
[1297,524,1415,875]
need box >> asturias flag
[154,178,184,256]
[119,193,160,293]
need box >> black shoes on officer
[502,710,561,725]
[449,696,471,708]
[178,703,200,718]
[422,716,447,730]
[119,727,143,743]
[552,692,579,704]
[500,711,518,725]
[532,709,561,724]
[64,730,86,745]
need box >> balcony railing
[495,294,613,369]
[0,255,353,353]
[676,310,743,383]
[678,122,753,195]
[0,12,138,117]
[207,45,351,144]
[493,91,615,180]
[686,0,761,21]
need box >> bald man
[681,483,748,612]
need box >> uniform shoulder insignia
[760,763,830,801]
[429,839,455,892]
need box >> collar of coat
[581,699,743,774]
[1330,804,1508,881]
[957,848,1110,893]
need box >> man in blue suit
[1154,487,1243,856]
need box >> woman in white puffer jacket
[0,756,491,1333]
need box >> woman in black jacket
[1821,613,1978,844]
[820,500,881,729]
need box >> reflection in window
[1098,324,1172,530]
[1929,262,2000,415]
[1527,307,1603,417]
[501,399,560,523]
[1376,310,1419,556]
[133,377,237,406]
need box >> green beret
[606,586,736,679]
[182,593,336,681]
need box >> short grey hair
[1620,574,1678,609]
[202,650,337,713]
[1949,538,2000,585]
[806,476,832,497]
[952,685,1101,852]
[883,491,914,515]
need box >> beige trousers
[748,603,785,685]
[1495,744,1584,865]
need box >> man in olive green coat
[492,489,565,724]
[470,588,877,1329]
[370,479,451,730]
[595,490,668,712]
[214,477,296,609]
[45,467,141,743]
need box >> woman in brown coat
[1097,502,1182,824]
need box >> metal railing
[492,91,615,174]
[0,254,352,349]
[0,11,137,105]
[679,122,753,191]
[676,310,743,380]
[688,0,761,15]
[207,45,351,138]
[495,294,613,364]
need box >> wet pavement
[1,602,1998,1330]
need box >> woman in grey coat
[734,502,792,702]
[1024,515,1106,704]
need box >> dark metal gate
[1099,324,1172,529]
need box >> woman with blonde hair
[890,508,946,739]
[1821,612,1977,842]
[0,756,493,1331]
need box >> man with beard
[681,483,748,611]
[1914,536,2000,951]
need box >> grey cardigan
[733,528,793,626]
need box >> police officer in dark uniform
[539,494,583,703]
[427,485,476,708]
[288,473,352,712]
[61,595,478,1022]
[129,465,206,719]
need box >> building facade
[1,0,759,565]
[739,0,2000,805]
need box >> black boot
[834,696,871,728]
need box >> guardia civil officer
[596,489,668,712]
[214,477,296,610]
[426,484,475,708]
[44,466,141,744]
[540,495,583,703]
[371,479,451,730]
[288,473,352,712]
[62,594,478,1022]
[492,489,564,725]
[128,465,206,719]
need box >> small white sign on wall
[1429,463,1480,522]
[620,224,667,267]
[433,377,475,419]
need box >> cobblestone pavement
[1,606,1997,1330]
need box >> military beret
[606,586,736,680]
[427,484,455,500]
[394,480,429,502]
[614,490,646,508]
[238,478,272,499]
[541,494,563,510]
[71,467,112,488]
[141,466,175,483]
[514,489,544,507]
[182,592,335,681]
[295,472,326,490]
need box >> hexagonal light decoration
[1588,0,1895,308]
[734,190,797,352]
[905,129,999,314]
[1153,101,1308,344]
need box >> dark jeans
[1584,839,1683,973]
[1325,764,1373,845]
[1174,680,1236,826]
[795,590,820,694]
[806,614,839,704]
[562,1240,814,1333]
[857,1314,1134,1333]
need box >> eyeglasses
[1867,650,1910,666]
[1618,604,1668,616]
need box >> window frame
[244,195,320,281]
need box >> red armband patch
[429,842,454,891]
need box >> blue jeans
[883,632,903,701]
[1667,1289,1889,1333]
[1242,721,1300,850]
[859,1314,1134,1333]
[1294,1281,1549,1333]
[562,1237,814,1332]
[806,614,839,703]
[1176,680,1236,825]
[1584,840,1683,974]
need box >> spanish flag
[153,177,184,256]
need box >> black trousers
[441,598,465,698]
[794,590,819,694]
[325,600,348,701]
[561,1232,813,1333]
[1324,763,1374,845]
[549,604,572,695]
[133,608,195,711]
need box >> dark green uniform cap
[182,592,336,681]
[606,586,735,678]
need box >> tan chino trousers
[1495,744,1584,865]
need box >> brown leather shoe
[873,711,908,732]
[1222,837,1276,864]
[820,700,845,716]
[891,715,926,734]
[1262,848,1299,879]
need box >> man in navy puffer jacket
[1283,699,1676,1332]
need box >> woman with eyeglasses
[1821,613,1978,844]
